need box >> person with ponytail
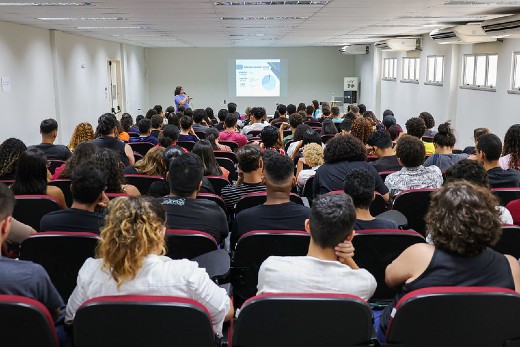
[423,121,468,171]
[205,127,231,152]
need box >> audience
[367,130,401,172]
[419,112,436,137]
[219,113,248,147]
[67,122,95,151]
[94,149,140,196]
[124,146,167,177]
[500,124,520,170]
[192,140,229,179]
[150,114,163,139]
[260,125,285,154]
[382,114,397,130]
[92,113,135,166]
[0,138,27,180]
[463,127,490,155]
[405,117,434,155]
[206,127,231,152]
[350,104,361,118]
[331,107,343,123]
[215,109,228,131]
[339,118,352,135]
[242,107,268,135]
[159,124,183,149]
[130,115,143,133]
[53,141,97,180]
[281,112,304,144]
[192,109,210,133]
[270,104,287,125]
[30,118,72,161]
[476,133,520,188]
[296,143,323,190]
[129,118,159,145]
[178,116,199,142]
[119,113,134,138]
[388,124,403,143]
[423,122,468,171]
[320,119,338,136]
[351,118,374,145]
[286,124,312,157]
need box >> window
[382,58,397,80]
[462,53,498,90]
[401,57,420,83]
[511,52,520,91]
[426,55,444,85]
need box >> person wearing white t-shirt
[241,107,269,135]
[257,193,377,301]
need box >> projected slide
[236,59,281,97]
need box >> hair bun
[438,122,452,135]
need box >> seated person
[463,127,490,155]
[344,168,398,230]
[95,149,140,197]
[367,130,401,172]
[221,144,266,212]
[219,113,248,147]
[385,135,443,198]
[215,109,228,132]
[92,113,135,166]
[419,112,437,137]
[124,147,167,176]
[192,109,210,133]
[206,127,231,152]
[129,118,159,145]
[177,116,199,142]
[232,153,310,246]
[296,143,323,190]
[159,124,187,151]
[405,117,434,155]
[476,133,520,188]
[0,138,27,180]
[257,193,376,301]
[40,164,108,233]
[192,140,229,180]
[423,122,468,171]
[241,107,268,135]
[29,118,71,161]
[339,118,352,135]
[65,196,233,335]
[280,112,304,144]
[160,153,228,244]
[376,181,520,339]
[150,114,163,139]
[260,126,285,155]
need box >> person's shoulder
[426,164,442,174]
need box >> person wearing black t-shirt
[232,152,310,247]
[477,133,520,188]
[367,129,401,173]
[29,118,71,161]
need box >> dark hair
[166,106,176,114]
[96,113,118,136]
[433,122,456,148]
[310,193,356,248]
[340,119,353,132]
[227,102,237,114]
[363,111,378,125]
[218,109,229,122]
[192,140,222,176]
[71,164,107,204]
[261,126,280,148]
[321,119,338,135]
[419,112,435,129]
[358,104,367,114]
[305,105,314,115]
[174,86,183,96]
[293,124,312,142]
[405,117,426,138]
[0,138,27,178]
[396,135,425,167]
[476,133,502,161]
[11,148,48,195]
[193,109,206,124]
[94,149,125,193]
[322,106,331,117]
[502,124,520,169]
[135,115,144,126]
[289,113,304,129]
[138,118,152,134]
[287,104,296,115]
[383,109,394,117]
[252,107,265,121]
[302,129,322,146]
[184,108,193,118]
[312,100,320,110]
[388,124,403,141]
[350,105,360,114]
[205,128,221,150]
[297,103,306,112]
[145,109,158,119]
[277,104,287,115]
[426,181,501,256]
[205,107,214,120]
[151,114,163,129]
[40,118,58,134]
[382,115,397,129]
[224,113,238,128]
[344,168,375,209]
[167,113,180,127]
[367,129,392,150]
[161,124,180,142]
[163,145,185,167]
[344,112,356,122]
[59,141,97,179]
[179,116,193,131]
[237,144,262,173]
[474,127,490,141]
[120,113,133,132]
[169,153,204,197]
[444,159,489,188]
[324,135,366,164]
[350,118,374,145]
[331,107,340,117]
[154,105,163,114]
[0,182,14,220]
[177,106,185,114]
[263,152,293,184]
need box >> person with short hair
[304,105,314,121]
[463,127,490,155]
[419,112,436,137]
[405,116,434,155]
[29,118,71,161]
[384,135,443,198]
[92,113,135,166]
[339,119,352,135]
[423,122,468,171]
[192,109,210,133]
[219,113,248,147]
[129,118,159,145]
[382,115,397,130]
[150,114,163,138]
[281,112,304,144]
[367,130,401,172]
[331,107,343,123]
[260,126,285,155]
[178,116,199,142]
[270,104,288,125]
[476,133,520,188]
[242,107,268,135]
[257,193,376,300]
[350,104,361,118]
[215,109,229,131]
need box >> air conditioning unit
[339,45,370,55]
[430,24,496,44]
[481,14,520,37]
[374,38,420,51]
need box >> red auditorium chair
[392,188,437,236]
[304,121,321,127]
[19,232,100,302]
[123,174,163,195]
[13,195,63,231]
[176,140,196,151]
[506,199,520,225]
[301,175,315,206]
[234,191,304,214]
[105,192,132,200]
[232,293,375,347]
[327,190,387,217]
[164,229,218,260]
[194,131,206,139]
[0,295,58,347]
[385,287,520,346]
[492,188,520,206]
[378,170,397,181]
[197,193,227,213]
[246,130,263,138]
[492,225,520,259]
[128,142,154,156]
[206,176,231,196]
[48,179,72,207]
[216,157,237,181]
[219,140,239,151]
[214,150,238,164]
[321,134,335,144]
[73,295,216,347]
[47,160,66,175]
[352,229,425,301]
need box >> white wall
[146,47,355,115]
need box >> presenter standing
[174,86,191,111]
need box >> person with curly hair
[423,122,468,171]
[405,116,434,155]
[65,196,233,334]
[500,124,520,170]
[384,135,443,198]
[296,142,323,189]
[124,146,167,177]
[53,141,97,180]
[419,111,436,137]
[94,149,140,196]
[350,118,374,145]
[68,122,95,151]
[260,125,285,155]
[375,181,520,339]
[0,138,26,180]
[313,135,389,201]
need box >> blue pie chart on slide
[262,74,276,91]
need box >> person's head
[120,114,133,132]
[0,183,15,240]
[135,115,144,126]
[227,102,237,114]
[218,109,229,122]
[312,100,320,110]
[444,159,489,188]
[426,181,501,256]
[98,196,166,287]
[358,104,367,114]
[395,135,425,168]
[262,152,295,193]
[344,112,356,122]
[60,141,98,179]
[287,104,297,115]
[94,149,125,193]
[161,124,180,144]
[405,117,427,139]
[288,113,304,130]
[433,122,456,149]
[138,118,152,135]
[177,106,185,113]
[363,111,378,125]
[166,106,176,114]
[302,142,324,168]
[302,129,322,146]
[260,126,280,148]
[134,147,167,177]
[252,107,265,121]
[96,113,118,136]
[350,118,374,144]
[151,114,163,130]
[293,124,312,142]
[0,138,27,178]
[163,145,185,168]
[307,193,356,248]
[174,86,183,96]
[331,107,340,118]
[350,105,360,115]
[321,119,338,135]
[205,107,214,120]
[340,119,353,134]
[184,108,193,118]
[383,109,394,118]
[179,116,193,131]
[40,118,58,137]
[382,115,397,129]
[388,124,403,141]
[237,144,262,173]
[322,105,331,117]
[502,124,520,169]
[473,127,490,144]
[297,103,306,112]
[324,135,366,164]
[192,140,222,176]
[145,108,157,119]
[167,112,180,127]
[193,109,207,124]
[476,133,502,163]
[154,105,163,115]
[11,148,48,195]
[305,105,314,116]
[224,113,239,129]
[205,127,221,150]
[419,112,435,130]
[71,163,106,205]
[367,129,393,157]
[168,153,204,197]
[68,122,95,151]
[277,104,287,116]
[344,168,375,210]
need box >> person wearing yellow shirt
[405,116,435,155]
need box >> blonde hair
[68,122,95,151]
[134,147,166,176]
[303,143,324,167]
[97,197,166,288]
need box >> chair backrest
[320,134,335,144]
[0,294,58,347]
[127,131,140,138]
[47,160,66,175]
[492,225,520,259]
[13,195,63,231]
[74,295,215,347]
[19,232,100,302]
[231,230,309,305]
[302,175,315,205]
[370,192,387,216]
[197,193,227,213]
[164,229,218,260]
[492,188,520,206]
[233,293,374,347]
[123,174,163,196]
[214,150,238,163]
[378,170,397,181]
[219,140,239,151]
[392,188,437,236]
[235,192,304,214]
[0,179,15,184]
[352,229,425,300]
[304,121,321,127]
[194,131,206,139]
[246,130,263,137]
[283,129,292,138]
[216,157,237,181]
[284,140,294,152]
[385,287,520,346]
[105,192,132,200]
[205,176,230,196]
[177,140,196,151]
[48,179,72,207]
[128,142,154,156]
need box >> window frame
[382,58,397,81]
[508,52,520,95]
[401,57,420,84]
[460,53,498,92]
[424,55,444,86]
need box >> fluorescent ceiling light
[39,17,126,21]
[215,1,328,5]
[0,2,90,6]
[76,26,145,30]
[222,16,308,20]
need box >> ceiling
[0,0,518,47]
